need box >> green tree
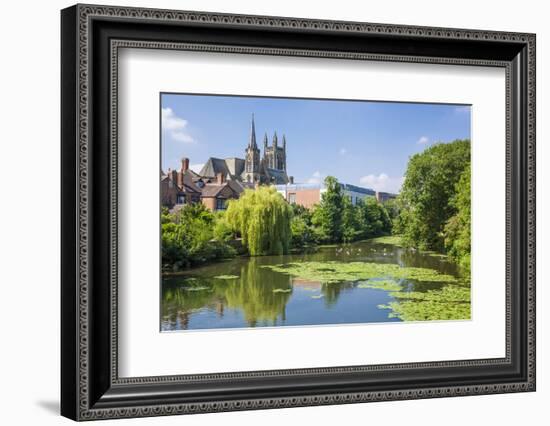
[213,211,234,242]
[444,163,471,270]
[341,196,360,242]
[356,197,392,239]
[311,176,344,243]
[289,204,316,249]
[225,186,292,256]
[398,139,470,251]
[161,203,236,271]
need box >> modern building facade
[275,182,377,209]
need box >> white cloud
[162,107,195,144]
[190,163,204,174]
[339,148,347,155]
[417,136,429,145]
[454,105,470,114]
[359,173,404,193]
[172,132,195,143]
[307,171,323,184]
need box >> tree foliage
[355,197,392,240]
[311,176,391,244]
[289,204,316,249]
[311,176,344,243]
[161,203,236,271]
[444,163,471,270]
[225,186,292,256]
[397,139,471,251]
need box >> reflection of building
[275,182,377,209]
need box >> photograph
[57,3,536,420]
[160,94,472,331]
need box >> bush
[161,203,237,271]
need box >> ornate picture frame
[61,4,535,421]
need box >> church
[199,115,291,185]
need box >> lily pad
[357,279,402,292]
[262,261,457,284]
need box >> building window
[176,194,186,204]
[216,198,226,210]
[288,193,296,204]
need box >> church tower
[243,115,261,183]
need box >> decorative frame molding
[61,4,535,421]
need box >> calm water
[161,240,463,331]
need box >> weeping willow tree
[225,186,292,256]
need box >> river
[161,238,469,331]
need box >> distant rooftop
[275,182,375,195]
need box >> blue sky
[161,93,470,193]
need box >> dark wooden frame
[61,4,536,421]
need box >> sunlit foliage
[225,186,292,256]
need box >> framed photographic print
[61,4,536,421]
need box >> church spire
[282,134,286,151]
[248,114,257,149]
[263,132,268,150]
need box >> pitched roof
[224,158,245,177]
[181,170,202,193]
[199,157,230,178]
[264,167,289,185]
[199,157,246,180]
[200,184,226,198]
[200,180,244,198]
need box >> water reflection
[161,240,467,331]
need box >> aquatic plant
[357,279,402,292]
[378,285,471,321]
[263,260,469,322]
[263,261,458,284]
[213,275,239,280]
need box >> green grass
[368,235,405,246]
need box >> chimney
[181,157,189,172]
[216,172,225,184]
[289,176,294,184]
